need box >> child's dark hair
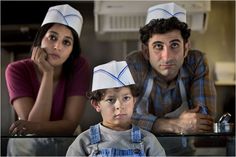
[31,23,81,78]
[87,85,139,101]
[140,16,191,45]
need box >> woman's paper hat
[41,4,83,37]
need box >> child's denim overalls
[89,124,146,156]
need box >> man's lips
[160,64,174,69]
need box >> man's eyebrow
[152,39,181,45]
[152,41,164,45]
[170,39,181,43]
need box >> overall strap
[179,78,208,114]
[89,124,101,144]
[136,74,153,114]
[131,126,142,143]
[178,79,187,104]
[164,79,189,118]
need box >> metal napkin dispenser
[214,113,235,133]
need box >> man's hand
[178,105,214,134]
[152,105,214,134]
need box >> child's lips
[115,114,127,119]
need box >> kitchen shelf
[215,80,236,86]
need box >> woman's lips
[48,53,60,60]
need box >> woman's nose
[54,41,62,50]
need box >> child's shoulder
[73,129,91,144]
[135,126,157,139]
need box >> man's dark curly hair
[140,16,191,45]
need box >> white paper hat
[145,2,186,24]
[41,4,83,37]
[92,61,135,91]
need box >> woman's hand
[31,47,54,73]
[9,120,40,136]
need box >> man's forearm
[152,118,181,134]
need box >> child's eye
[123,96,131,102]
[106,98,115,104]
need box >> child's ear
[91,100,101,112]
[133,97,137,104]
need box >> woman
[6,4,91,155]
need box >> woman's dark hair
[32,23,81,78]
[87,85,140,102]
[140,16,191,45]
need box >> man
[126,2,216,155]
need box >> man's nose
[161,46,171,60]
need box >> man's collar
[151,66,189,89]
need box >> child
[66,60,165,156]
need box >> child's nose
[115,100,124,110]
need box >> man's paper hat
[41,4,83,37]
[92,61,135,91]
[145,2,186,24]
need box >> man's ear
[91,100,101,112]
[183,41,190,57]
[141,44,149,60]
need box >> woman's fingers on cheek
[43,51,48,60]
[32,47,40,61]
[31,47,37,61]
[38,49,48,62]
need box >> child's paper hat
[92,61,135,91]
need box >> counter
[1,132,235,156]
